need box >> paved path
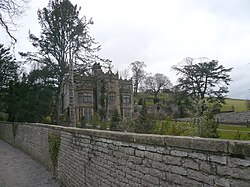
[0,139,60,187]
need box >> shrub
[110,109,121,131]
[153,118,188,136]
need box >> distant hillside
[221,98,249,112]
[135,93,249,112]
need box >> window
[84,93,92,103]
[84,107,92,120]
[109,93,115,101]
[78,108,83,121]
[78,93,83,104]
[122,95,131,104]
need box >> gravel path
[0,139,60,187]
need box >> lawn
[220,98,249,112]
[218,124,250,140]
[219,130,250,140]
[218,124,250,131]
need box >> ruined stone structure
[60,63,133,125]
[1,122,250,187]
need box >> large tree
[143,73,172,103]
[6,79,54,122]
[0,44,19,112]
[173,57,232,112]
[130,61,146,96]
[21,0,101,123]
[0,44,19,92]
[0,0,29,42]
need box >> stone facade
[1,122,250,187]
[60,63,133,125]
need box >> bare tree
[0,0,29,42]
[130,61,146,96]
[143,73,172,103]
[119,67,130,80]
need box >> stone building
[60,63,133,125]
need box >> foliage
[0,112,8,121]
[91,112,101,128]
[20,0,101,123]
[76,116,87,128]
[170,87,191,118]
[173,57,232,113]
[134,100,155,133]
[6,80,54,123]
[100,120,110,130]
[143,73,172,104]
[110,109,121,131]
[48,132,61,174]
[119,118,136,132]
[153,118,188,136]
[130,61,146,96]
[189,101,219,138]
[0,44,19,103]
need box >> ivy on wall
[48,132,61,175]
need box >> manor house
[60,63,133,125]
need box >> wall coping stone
[1,122,250,158]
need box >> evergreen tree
[20,0,101,123]
[173,57,232,114]
[110,109,121,131]
[135,99,154,133]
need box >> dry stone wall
[1,122,250,187]
[215,112,250,124]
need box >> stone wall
[215,112,250,124]
[1,122,250,187]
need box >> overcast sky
[1,0,250,99]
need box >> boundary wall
[0,122,250,187]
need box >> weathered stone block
[229,141,250,158]
[228,157,250,167]
[182,159,199,170]
[145,151,155,160]
[135,149,145,157]
[170,150,188,157]
[124,147,135,155]
[188,152,207,161]
[213,176,230,187]
[230,179,250,187]
[199,161,217,175]
[209,155,227,165]
[187,169,214,185]
[217,166,250,180]
[144,174,160,185]
[162,155,182,166]
[171,165,187,176]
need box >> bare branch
[0,0,29,42]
